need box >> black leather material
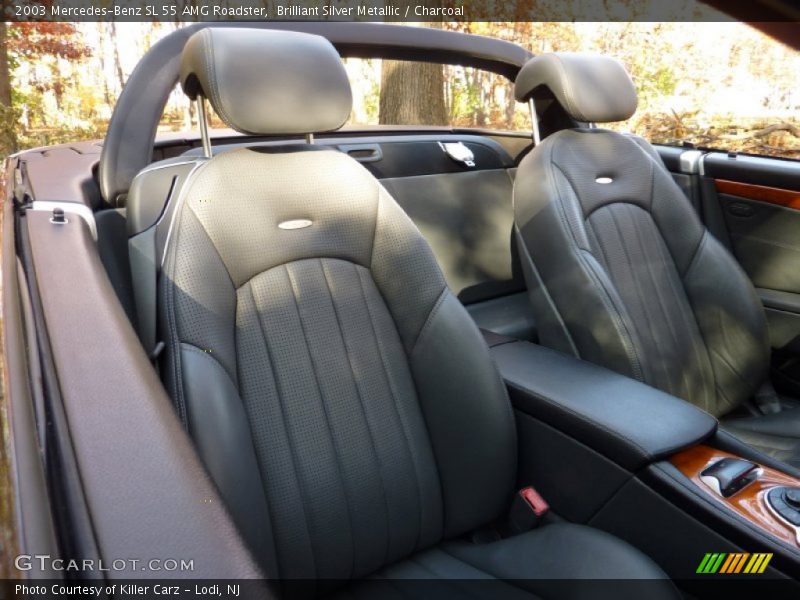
[491,340,717,471]
[156,139,678,590]
[339,524,676,599]
[153,32,679,590]
[180,28,352,135]
[515,53,637,123]
[179,344,280,576]
[722,408,800,469]
[514,127,771,418]
[410,292,517,536]
[443,524,677,593]
[158,148,519,580]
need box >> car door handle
[339,143,383,163]
[727,201,756,218]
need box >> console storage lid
[492,340,718,470]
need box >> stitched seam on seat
[551,55,584,121]
[680,231,724,413]
[549,163,644,382]
[204,31,238,132]
[228,291,285,579]
[582,216,651,378]
[164,201,187,426]
[609,205,668,388]
[649,218,716,410]
[628,206,693,400]
[410,287,448,355]
[184,203,240,386]
[284,262,358,580]
[249,281,319,581]
[321,259,393,569]
[181,342,238,385]
[682,229,709,280]
[368,186,386,274]
[356,265,428,553]
[520,143,581,358]
[180,340,284,576]
[709,346,749,386]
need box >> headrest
[180,28,352,135]
[514,53,637,123]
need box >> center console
[487,336,800,586]
[672,445,800,547]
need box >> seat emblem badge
[595,177,613,184]
[278,219,313,230]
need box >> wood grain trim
[672,445,800,547]
[715,179,800,210]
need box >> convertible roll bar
[97,22,532,205]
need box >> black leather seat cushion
[723,400,800,469]
[339,524,677,599]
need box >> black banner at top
[0,0,774,23]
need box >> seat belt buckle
[508,486,550,534]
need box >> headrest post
[529,99,541,146]
[305,133,315,145]
[196,96,212,158]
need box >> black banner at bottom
[2,578,799,600]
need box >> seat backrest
[513,53,770,417]
[156,28,516,583]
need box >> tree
[379,16,447,126]
[0,22,90,154]
[0,23,14,153]
[379,59,448,125]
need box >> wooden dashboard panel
[715,179,800,210]
[672,445,800,546]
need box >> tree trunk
[0,22,17,154]
[379,60,447,126]
[97,23,113,108]
[109,21,126,90]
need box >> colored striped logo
[696,552,772,574]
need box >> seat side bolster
[682,232,771,416]
[410,292,517,537]
[180,342,280,577]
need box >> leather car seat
[512,53,800,467]
[152,29,680,596]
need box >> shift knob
[700,458,760,497]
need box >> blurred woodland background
[2,19,800,158]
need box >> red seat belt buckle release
[520,486,549,517]
[508,486,549,533]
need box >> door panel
[701,152,800,393]
[717,194,800,293]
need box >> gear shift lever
[700,457,761,497]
